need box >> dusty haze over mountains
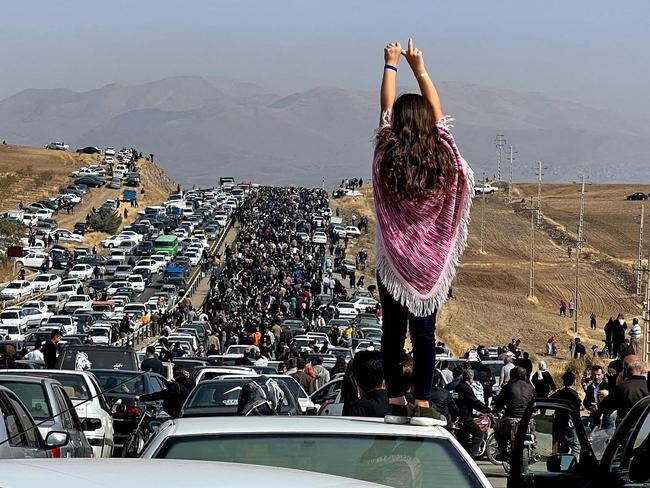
[0,76,648,186]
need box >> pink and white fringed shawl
[373,114,474,317]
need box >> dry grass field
[336,184,642,366]
[0,144,176,281]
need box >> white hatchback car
[140,417,492,487]
[32,273,62,292]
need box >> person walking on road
[374,39,473,423]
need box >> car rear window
[155,433,483,488]
[1,382,52,420]
[58,348,137,370]
[92,371,145,395]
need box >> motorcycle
[486,417,540,473]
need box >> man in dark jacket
[583,365,608,428]
[140,346,163,374]
[550,372,581,455]
[43,330,62,368]
[492,366,535,460]
[431,372,458,429]
[454,369,491,458]
[611,314,628,358]
[347,350,388,418]
[600,355,648,423]
[137,366,192,418]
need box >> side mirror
[45,431,69,449]
[546,453,576,473]
[81,418,102,431]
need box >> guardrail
[113,217,234,349]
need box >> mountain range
[0,76,648,186]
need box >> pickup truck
[475,183,499,195]
[122,190,137,203]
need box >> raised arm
[402,38,443,123]
[380,42,402,119]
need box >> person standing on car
[492,366,535,461]
[43,330,63,368]
[454,369,491,457]
[374,39,473,424]
[140,346,163,375]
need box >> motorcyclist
[136,366,193,418]
[454,369,491,457]
[491,366,535,461]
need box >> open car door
[507,398,599,488]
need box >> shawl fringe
[377,164,474,317]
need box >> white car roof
[158,415,448,438]
[0,459,382,488]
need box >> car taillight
[50,447,61,458]
[125,406,141,416]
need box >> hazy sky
[2,0,649,116]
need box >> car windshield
[155,433,482,488]
[93,371,146,395]
[1,381,52,420]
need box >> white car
[335,302,359,319]
[102,234,129,248]
[52,229,84,243]
[19,306,52,328]
[350,296,379,313]
[139,417,492,487]
[345,226,361,237]
[135,259,161,274]
[31,273,62,292]
[44,315,76,335]
[63,295,93,314]
[69,264,93,279]
[184,251,201,267]
[2,369,115,458]
[22,300,50,315]
[127,274,146,293]
[45,141,69,150]
[0,280,34,300]
[107,281,132,296]
[0,459,380,488]
[14,252,50,269]
[40,293,67,313]
[88,325,113,345]
[118,231,143,243]
[56,284,79,299]
[312,231,328,244]
[0,308,29,337]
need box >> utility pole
[522,197,539,299]
[507,146,517,203]
[535,161,547,228]
[574,175,587,333]
[495,135,506,182]
[636,204,645,296]
[480,172,486,254]
[633,254,650,362]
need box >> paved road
[477,460,507,488]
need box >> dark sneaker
[410,405,447,426]
[384,403,411,424]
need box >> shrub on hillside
[87,210,122,234]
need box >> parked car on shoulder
[45,141,69,151]
[626,192,648,201]
[0,280,34,300]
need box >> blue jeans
[378,275,437,401]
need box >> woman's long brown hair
[378,93,455,201]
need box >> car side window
[624,406,650,472]
[53,387,74,430]
[0,394,24,448]
[4,393,40,448]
